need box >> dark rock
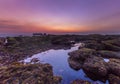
[30,58,40,63]
[98,50,120,59]
[102,41,120,51]
[108,74,120,84]
[84,41,105,50]
[107,59,120,77]
[68,48,97,61]
[82,56,108,82]
[103,39,120,47]
[51,36,75,46]
[68,58,83,70]
[53,76,62,84]
[84,39,120,51]
[68,48,97,70]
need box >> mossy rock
[68,48,97,61]
[68,48,97,70]
[107,59,120,77]
[98,50,120,59]
[102,40,120,51]
[82,56,108,82]
[84,41,105,50]
[0,63,61,84]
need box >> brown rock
[108,74,120,84]
[107,59,120,77]
[83,56,108,82]
[68,48,97,70]
[0,63,61,84]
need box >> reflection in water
[24,43,107,84]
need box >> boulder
[68,58,83,70]
[107,59,120,77]
[82,56,108,82]
[68,48,97,70]
[68,48,97,61]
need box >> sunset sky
[0,0,120,35]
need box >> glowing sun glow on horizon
[0,0,120,35]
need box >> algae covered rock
[0,63,61,84]
[84,41,105,50]
[98,50,120,59]
[68,48,97,70]
[107,59,120,77]
[82,56,108,82]
[102,40,120,51]
[68,48,97,61]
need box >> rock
[84,39,120,51]
[98,50,120,59]
[108,74,120,84]
[102,41,120,51]
[71,79,91,84]
[53,76,62,84]
[68,48,97,62]
[84,41,105,50]
[51,37,74,46]
[78,43,85,49]
[82,56,108,82]
[68,58,83,70]
[107,59,120,77]
[103,39,120,47]
[0,38,5,48]
[30,58,40,63]
[0,63,61,84]
[68,48,97,70]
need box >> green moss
[0,63,61,84]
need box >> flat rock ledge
[0,62,62,84]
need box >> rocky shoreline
[0,62,62,84]
[68,36,120,84]
[0,34,120,84]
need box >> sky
[0,0,120,35]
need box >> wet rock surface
[83,56,108,82]
[107,59,120,77]
[68,48,97,70]
[98,50,120,59]
[68,35,120,83]
[0,62,62,84]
